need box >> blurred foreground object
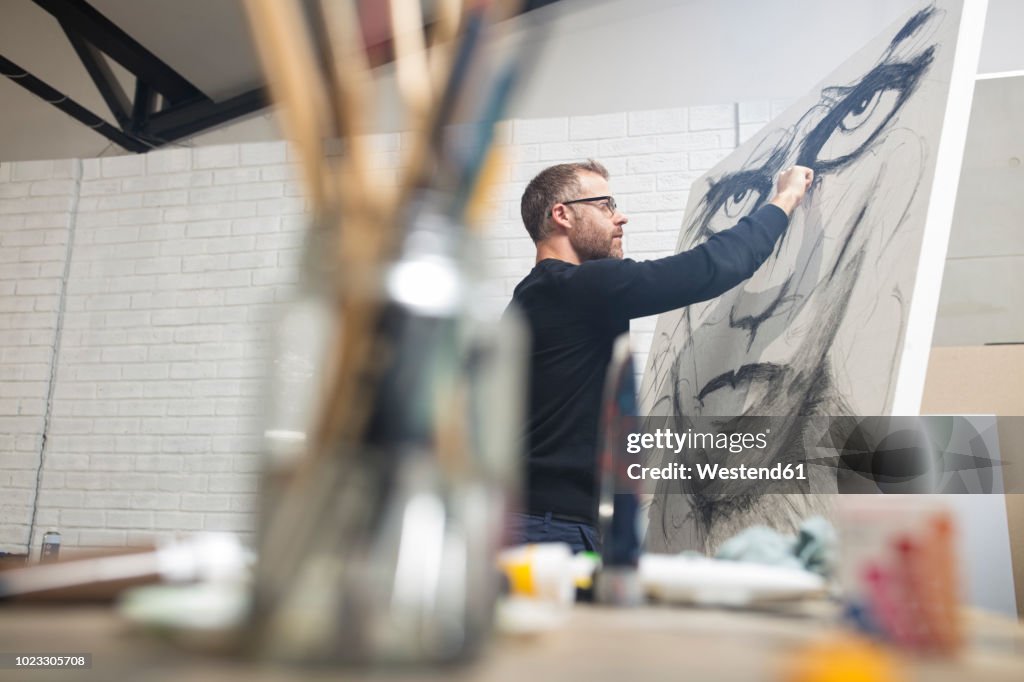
[496,543,598,636]
[498,543,599,605]
[781,635,906,682]
[639,553,826,606]
[838,498,963,655]
[716,516,838,577]
[0,534,250,603]
[595,336,643,606]
[39,531,61,564]
[243,0,538,666]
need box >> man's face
[566,172,627,261]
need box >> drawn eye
[691,170,773,239]
[843,88,889,130]
[797,49,933,172]
[723,187,761,219]
[816,88,901,163]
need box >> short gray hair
[520,159,609,242]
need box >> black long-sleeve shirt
[507,204,790,524]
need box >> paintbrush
[243,0,335,217]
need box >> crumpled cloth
[714,516,837,577]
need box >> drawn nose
[726,279,793,350]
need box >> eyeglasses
[562,195,617,215]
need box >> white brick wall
[0,158,79,553]
[0,104,756,556]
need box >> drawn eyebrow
[795,47,934,173]
[887,6,937,53]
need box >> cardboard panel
[923,345,1024,618]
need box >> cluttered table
[1,601,1022,682]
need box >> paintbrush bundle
[241,0,539,666]
[838,497,963,655]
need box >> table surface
[0,601,1022,681]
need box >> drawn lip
[696,362,786,404]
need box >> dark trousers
[507,512,600,553]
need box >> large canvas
[639,1,983,553]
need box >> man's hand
[768,165,814,216]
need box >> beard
[569,219,621,261]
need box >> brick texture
[0,104,752,554]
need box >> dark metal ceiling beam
[144,88,268,144]
[31,0,206,105]
[60,20,132,128]
[12,0,266,152]
[0,55,150,153]
[131,80,157,133]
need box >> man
[506,159,813,552]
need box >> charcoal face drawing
[640,5,951,553]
